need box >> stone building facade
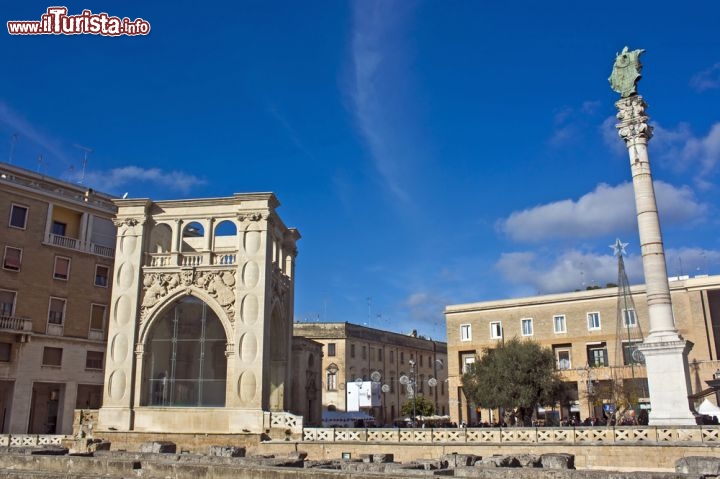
[444,275,720,425]
[0,162,117,434]
[97,193,301,434]
[293,322,448,425]
[290,336,323,427]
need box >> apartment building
[0,162,116,434]
[293,322,448,425]
[445,275,720,425]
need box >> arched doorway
[142,296,227,407]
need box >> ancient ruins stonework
[97,193,300,434]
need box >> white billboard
[346,381,381,411]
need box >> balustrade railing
[302,425,720,445]
[0,315,32,332]
[0,435,64,447]
[45,234,115,258]
[145,252,238,268]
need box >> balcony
[0,314,33,341]
[145,252,238,268]
[45,233,115,258]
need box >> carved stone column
[614,94,695,425]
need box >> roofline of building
[445,273,720,315]
[0,161,117,213]
[294,321,447,348]
[114,192,299,238]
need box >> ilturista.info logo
[7,7,150,36]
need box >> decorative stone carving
[112,217,140,227]
[140,270,237,321]
[271,266,291,310]
[615,96,653,144]
[238,212,264,222]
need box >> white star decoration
[610,238,629,257]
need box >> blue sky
[2,1,720,340]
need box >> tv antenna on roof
[73,144,93,184]
[8,133,17,164]
[36,153,46,173]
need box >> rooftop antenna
[366,297,372,328]
[8,133,17,164]
[73,144,93,184]
[36,154,46,173]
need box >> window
[587,312,601,331]
[327,343,336,357]
[53,256,70,280]
[461,353,476,373]
[588,343,608,367]
[400,351,404,364]
[378,348,383,361]
[42,347,63,367]
[48,297,66,325]
[0,343,11,362]
[3,246,22,271]
[460,324,472,341]
[390,376,395,393]
[52,221,67,237]
[361,345,367,360]
[419,355,423,367]
[86,351,104,370]
[9,204,28,229]
[390,350,394,363]
[553,315,566,333]
[521,318,533,336]
[95,265,109,287]
[490,321,502,339]
[90,304,106,332]
[350,344,356,358]
[0,290,16,317]
[326,369,338,390]
[623,340,645,365]
[622,309,637,328]
[555,348,571,370]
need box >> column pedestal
[638,339,696,425]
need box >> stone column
[614,95,695,425]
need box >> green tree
[461,338,565,426]
[400,394,435,418]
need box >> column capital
[615,95,653,144]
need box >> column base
[638,339,696,426]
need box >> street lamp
[400,359,417,426]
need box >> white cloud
[665,247,720,278]
[690,63,720,92]
[605,114,720,189]
[549,101,601,147]
[651,121,720,189]
[495,249,637,295]
[499,181,706,243]
[347,0,419,202]
[81,166,205,195]
[496,247,720,296]
[681,123,720,188]
[0,101,70,165]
